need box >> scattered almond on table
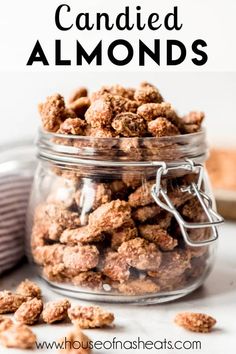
[174,312,216,333]
[68,305,114,329]
[0,278,115,351]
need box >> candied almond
[155,273,187,291]
[137,102,177,122]
[16,279,41,299]
[85,95,113,128]
[157,212,173,229]
[118,278,160,295]
[60,226,103,245]
[68,97,91,117]
[91,84,135,101]
[72,271,103,290]
[110,221,138,250]
[62,108,77,120]
[74,182,112,211]
[102,251,130,283]
[38,93,66,132]
[63,245,99,273]
[68,305,114,328]
[0,316,13,333]
[88,199,131,233]
[110,95,138,116]
[118,237,162,271]
[174,312,216,333]
[58,118,86,135]
[14,298,43,325]
[148,249,191,280]
[134,83,163,104]
[111,112,147,137]
[110,180,128,199]
[181,111,204,134]
[68,86,88,104]
[58,328,91,354]
[43,263,67,283]
[42,299,71,324]
[0,323,36,349]
[0,291,27,314]
[128,180,155,207]
[33,244,65,266]
[132,204,161,223]
[139,224,177,251]
[85,125,117,138]
[148,117,180,137]
[122,171,143,191]
[182,197,205,222]
[32,202,81,242]
[120,138,143,162]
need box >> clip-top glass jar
[26,129,223,304]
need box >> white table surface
[1,222,236,354]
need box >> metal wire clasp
[151,159,224,247]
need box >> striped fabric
[0,174,33,274]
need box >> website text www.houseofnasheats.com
[36,336,202,351]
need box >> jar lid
[0,140,35,274]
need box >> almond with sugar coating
[0,316,13,333]
[68,97,90,117]
[0,291,27,314]
[174,312,216,333]
[58,118,86,135]
[118,237,162,271]
[139,224,177,251]
[85,96,113,128]
[14,298,43,325]
[58,328,91,354]
[112,112,147,137]
[102,251,130,283]
[42,299,71,324]
[68,86,88,104]
[63,245,99,273]
[88,200,131,233]
[118,278,160,295]
[72,271,103,290]
[137,102,177,122]
[134,83,163,104]
[128,180,155,207]
[0,323,36,349]
[38,94,66,132]
[68,305,114,328]
[60,226,103,245]
[16,279,41,299]
[148,117,180,137]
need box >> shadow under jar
[26,129,223,304]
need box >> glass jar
[26,129,223,304]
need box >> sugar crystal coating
[174,312,216,333]
[68,305,114,328]
[42,299,71,324]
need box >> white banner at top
[0,0,235,72]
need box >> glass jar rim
[37,128,208,167]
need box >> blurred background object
[207,148,236,220]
